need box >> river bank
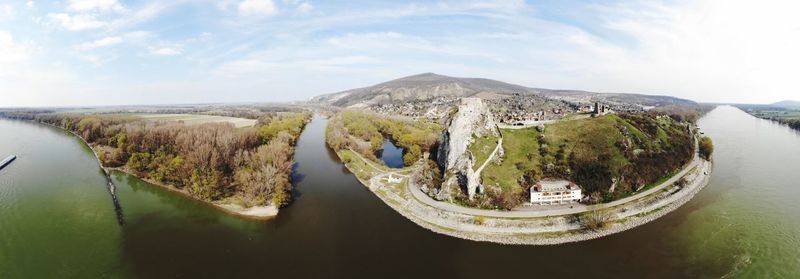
[337,143,712,245]
[40,120,280,219]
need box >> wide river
[1,106,799,278]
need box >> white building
[530,179,582,205]
[387,174,402,184]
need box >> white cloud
[76,36,123,50]
[68,0,125,13]
[149,47,182,56]
[561,0,800,103]
[0,4,13,21]
[297,2,313,13]
[26,1,34,9]
[122,30,154,42]
[46,13,106,31]
[238,0,277,16]
[106,2,174,31]
[0,31,29,64]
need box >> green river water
[0,105,798,278]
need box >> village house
[530,179,583,205]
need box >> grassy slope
[543,115,629,175]
[479,114,691,198]
[467,135,499,171]
[481,128,540,192]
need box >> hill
[772,100,800,110]
[309,73,535,107]
[310,73,696,108]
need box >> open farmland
[134,114,258,128]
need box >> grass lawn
[481,128,540,193]
[338,149,381,180]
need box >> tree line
[0,110,311,208]
[325,110,441,166]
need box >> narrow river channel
[0,106,798,278]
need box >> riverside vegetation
[0,110,311,210]
[325,110,441,167]
[735,104,800,130]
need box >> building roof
[532,179,580,192]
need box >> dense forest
[0,110,311,208]
[325,111,441,166]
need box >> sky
[1,0,799,107]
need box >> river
[0,106,798,278]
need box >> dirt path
[473,137,502,177]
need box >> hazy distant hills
[772,100,800,110]
[310,73,696,107]
[309,73,534,107]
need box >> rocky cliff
[436,98,499,200]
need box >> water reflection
[378,139,404,168]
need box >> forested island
[0,109,311,217]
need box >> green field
[480,128,540,192]
[476,114,694,200]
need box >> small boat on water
[0,155,17,170]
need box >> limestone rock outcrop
[436,98,499,200]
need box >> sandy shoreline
[42,121,279,219]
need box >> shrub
[581,210,613,231]
[699,136,714,160]
[473,215,486,225]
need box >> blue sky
[1,0,799,107]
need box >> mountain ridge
[310,73,696,107]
